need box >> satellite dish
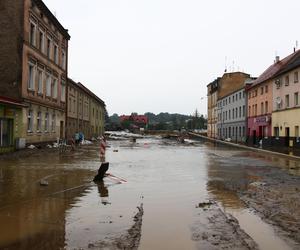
[276,97,282,104]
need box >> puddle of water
[227,208,292,250]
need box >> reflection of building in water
[206,159,247,210]
[97,181,110,205]
[0,167,92,249]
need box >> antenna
[232,60,235,72]
[224,56,227,72]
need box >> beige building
[0,0,70,145]
[66,79,105,140]
[207,78,219,138]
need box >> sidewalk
[189,132,300,161]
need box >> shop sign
[4,108,15,117]
[254,116,271,124]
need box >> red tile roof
[249,50,300,89]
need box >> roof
[249,50,300,89]
[33,0,70,40]
[274,50,300,77]
[68,78,106,107]
[0,96,27,107]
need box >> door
[285,127,290,147]
[60,121,64,139]
[253,130,256,145]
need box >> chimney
[275,56,280,63]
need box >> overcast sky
[44,0,299,116]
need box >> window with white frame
[27,110,33,132]
[47,37,52,59]
[54,44,58,64]
[39,29,45,52]
[37,111,42,132]
[45,113,49,132]
[295,92,299,106]
[46,74,51,96]
[28,63,35,90]
[294,71,299,83]
[62,49,66,69]
[61,79,66,102]
[52,78,58,98]
[29,21,36,46]
[51,113,56,132]
[37,69,43,94]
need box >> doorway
[285,127,290,147]
[253,130,256,145]
[60,121,64,139]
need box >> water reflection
[96,181,110,205]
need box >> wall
[0,0,24,100]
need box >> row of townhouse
[207,49,300,150]
[0,0,105,153]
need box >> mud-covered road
[0,136,299,249]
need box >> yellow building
[271,51,300,148]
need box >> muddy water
[0,137,298,249]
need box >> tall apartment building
[67,79,105,140]
[0,0,70,147]
[207,78,219,138]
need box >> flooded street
[0,136,300,249]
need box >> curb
[189,132,300,161]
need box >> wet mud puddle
[0,137,299,249]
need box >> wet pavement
[0,136,299,249]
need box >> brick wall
[0,0,24,100]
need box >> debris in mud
[88,204,144,250]
[191,203,259,250]
[39,179,49,186]
[196,201,214,208]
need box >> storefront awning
[0,96,27,107]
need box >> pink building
[246,54,296,146]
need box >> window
[46,74,51,96]
[229,110,231,120]
[235,107,238,118]
[45,113,49,132]
[51,114,56,132]
[265,85,268,93]
[274,127,279,138]
[260,87,264,95]
[37,111,42,132]
[254,104,257,116]
[261,102,264,115]
[285,94,290,108]
[239,92,241,99]
[39,30,45,52]
[29,22,36,46]
[243,105,245,117]
[265,101,268,113]
[295,92,299,106]
[255,90,258,96]
[73,100,76,113]
[27,110,33,132]
[62,49,66,70]
[229,97,231,103]
[37,69,43,94]
[28,63,35,90]
[294,71,299,83]
[61,80,66,102]
[52,78,58,98]
[295,126,299,138]
[54,44,58,64]
[233,95,235,102]
[285,75,289,86]
[232,108,235,119]
[239,106,241,118]
[47,37,52,58]
[68,98,72,112]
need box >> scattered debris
[27,145,36,149]
[39,179,49,186]
[196,201,214,208]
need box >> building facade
[217,88,247,142]
[207,78,219,138]
[272,51,300,148]
[246,53,299,146]
[66,79,105,140]
[0,0,70,146]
